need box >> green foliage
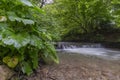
[49,0,120,41]
[54,0,112,32]
[111,0,120,27]
[0,0,59,75]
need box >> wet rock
[0,65,14,80]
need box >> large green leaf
[3,56,19,68]
[8,16,35,25]
[20,0,33,7]
[21,61,33,76]
[22,19,35,25]
[0,23,8,30]
[29,49,39,69]
[7,12,35,25]
[2,32,30,49]
[30,35,42,49]
[45,43,59,64]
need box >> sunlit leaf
[0,16,7,22]
[20,0,33,7]
[22,19,35,25]
[3,56,11,63]
[3,56,18,68]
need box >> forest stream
[21,43,120,80]
[1,0,120,80]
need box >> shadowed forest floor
[13,52,120,80]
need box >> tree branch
[40,0,46,8]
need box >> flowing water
[56,42,120,60]
[25,42,120,80]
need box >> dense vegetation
[0,0,59,75]
[46,0,120,42]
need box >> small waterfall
[55,42,103,49]
[55,42,120,60]
[82,44,102,48]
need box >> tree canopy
[46,0,120,42]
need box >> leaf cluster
[0,0,59,75]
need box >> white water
[61,48,120,60]
[56,42,120,60]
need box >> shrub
[0,0,59,75]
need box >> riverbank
[19,52,120,80]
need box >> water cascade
[56,42,120,60]
[56,42,103,49]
